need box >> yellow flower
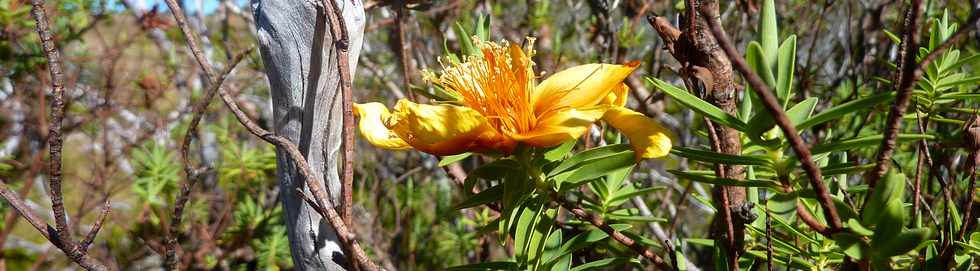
[353,38,672,159]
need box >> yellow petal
[601,83,630,107]
[511,106,608,147]
[387,99,515,155]
[532,61,639,115]
[602,106,672,159]
[353,103,411,150]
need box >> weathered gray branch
[251,0,365,269]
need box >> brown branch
[163,44,251,270]
[0,180,109,270]
[395,3,418,102]
[32,0,73,251]
[697,3,843,232]
[865,0,923,189]
[320,0,357,231]
[80,200,111,252]
[161,1,382,269]
[29,1,111,270]
[866,5,980,187]
[703,118,737,267]
[559,201,672,270]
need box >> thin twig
[163,44,250,270]
[320,0,357,232]
[80,201,111,252]
[559,201,672,270]
[698,4,843,232]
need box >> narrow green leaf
[876,228,933,258]
[811,134,934,155]
[936,75,980,90]
[775,35,797,103]
[454,185,504,210]
[569,258,631,271]
[883,29,901,44]
[758,0,778,68]
[833,232,868,260]
[545,224,631,265]
[669,170,781,189]
[649,77,749,131]
[555,151,637,188]
[543,140,577,162]
[453,22,478,56]
[670,147,773,167]
[608,187,666,206]
[549,144,632,176]
[746,42,777,88]
[847,218,874,236]
[439,152,472,167]
[447,261,519,271]
[863,169,906,226]
[797,92,896,130]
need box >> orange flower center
[427,39,538,135]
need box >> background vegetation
[1,0,980,270]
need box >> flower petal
[387,99,515,155]
[601,83,630,107]
[510,106,608,147]
[532,62,639,115]
[603,106,672,159]
[353,102,411,150]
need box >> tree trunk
[251,0,365,269]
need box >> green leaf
[876,228,933,258]
[514,203,553,265]
[439,153,473,167]
[475,16,490,41]
[670,147,774,167]
[447,261,519,271]
[758,0,778,69]
[871,198,906,249]
[608,187,666,207]
[669,170,781,189]
[775,35,797,103]
[833,196,860,221]
[883,29,901,45]
[811,134,934,155]
[797,92,896,130]
[746,42,777,88]
[936,75,980,90]
[554,151,637,189]
[863,169,906,226]
[543,140,577,162]
[464,159,520,192]
[454,185,504,210]
[569,258,631,271]
[847,218,874,236]
[649,77,749,131]
[833,232,868,260]
[747,96,817,139]
[545,224,631,265]
[685,238,714,247]
[453,22,478,56]
[768,212,818,244]
[549,144,632,176]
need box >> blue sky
[110,0,249,15]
